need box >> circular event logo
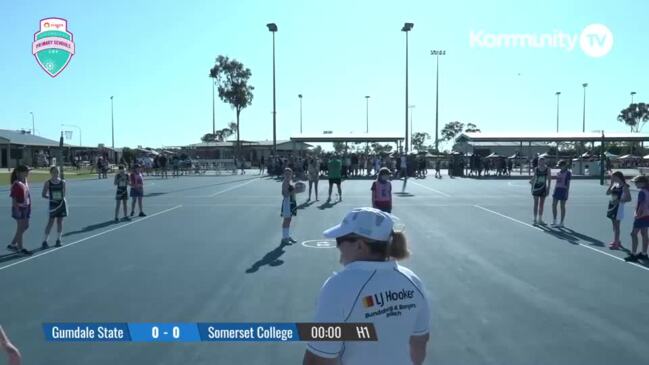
[580,23,613,58]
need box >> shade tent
[619,154,641,160]
[486,153,503,158]
[538,152,551,158]
[604,151,619,160]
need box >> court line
[410,181,452,197]
[473,204,649,272]
[209,178,259,197]
[0,205,183,272]
[474,205,543,231]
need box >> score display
[43,323,378,343]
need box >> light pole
[402,22,414,153]
[555,91,561,133]
[365,96,370,133]
[212,76,216,135]
[431,50,446,152]
[30,112,35,136]
[62,124,82,146]
[631,91,637,104]
[267,23,278,156]
[110,96,115,149]
[582,83,588,133]
[298,94,303,134]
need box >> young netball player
[551,160,571,228]
[307,157,320,201]
[114,165,131,222]
[606,171,631,250]
[7,165,32,255]
[281,168,297,244]
[371,167,393,213]
[530,157,551,225]
[625,175,649,262]
[41,166,67,248]
[130,164,146,217]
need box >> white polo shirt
[307,260,430,365]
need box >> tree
[210,56,254,159]
[618,103,649,132]
[465,123,481,133]
[412,132,430,152]
[121,147,135,166]
[333,141,346,153]
[370,143,393,154]
[441,121,464,142]
[201,133,217,142]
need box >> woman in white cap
[303,207,430,365]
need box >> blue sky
[1,0,647,150]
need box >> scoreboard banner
[42,323,378,343]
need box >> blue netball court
[1,173,648,364]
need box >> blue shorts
[633,219,649,229]
[553,188,569,201]
[130,188,144,198]
[11,206,31,220]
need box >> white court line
[209,178,259,197]
[0,205,182,272]
[473,204,649,272]
[410,181,452,197]
[474,205,543,231]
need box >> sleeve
[306,277,344,359]
[566,172,572,188]
[371,182,376,191]
[412,293,431,336]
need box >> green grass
[0,168,99,186]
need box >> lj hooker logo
[32,18,75,77]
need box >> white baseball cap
[323,207,404,242]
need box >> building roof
[0,129,62,147]
[463,141,549,147]
[186,140,311,149]
[290,133,405,143]
[460,132,649,143]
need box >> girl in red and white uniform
[7,165,32,256]
[371,167,393,213]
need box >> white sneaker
[557,222,564,228]
[538,218,546,225]
[533,218,538,225]
[551,220,558,227]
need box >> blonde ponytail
[388,231,410,260]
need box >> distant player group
[6,164,148,256]
[529,157,648,262]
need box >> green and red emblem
[32,18,75,77]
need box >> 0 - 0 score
[152,326,181,339]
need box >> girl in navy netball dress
[114,165,131,222]
[606,171,631,250]
[41,166,67,248]
[625,175,649,262]
[551,160,571,228]
[281,168,297,245]
[530,157,551,225]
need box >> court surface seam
[410,181,452,197]
[209,178,259,197]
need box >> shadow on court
[538,226,608,247]
[0,246,49,264]
[297,201,316,210]
[538,225,579,245]
[318,200,340,210]
[63,220,116,237]
[245,241,291,274]
[394,192,415,197]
